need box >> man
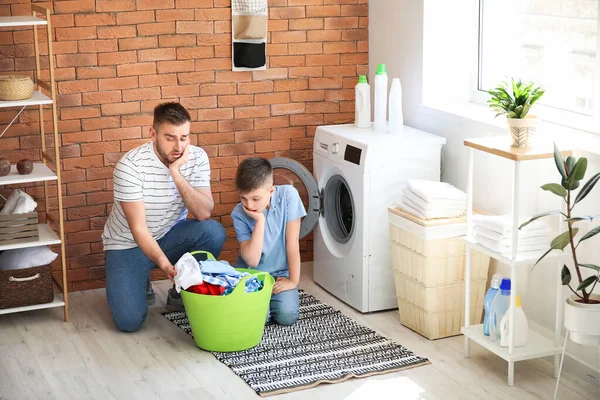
[102,102,225,332]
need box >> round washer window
[324,175,354,243]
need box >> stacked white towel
[472,215,551,254]
[396,180,467,219]
[0,189,37,215]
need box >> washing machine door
[269,157,320,239]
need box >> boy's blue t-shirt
[231,185,307,276]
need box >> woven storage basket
[0,264,54,309]
[0,75,34,101]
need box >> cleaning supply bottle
[489,278,511,342]
[483,274,503,336]
[373,63,388,131]
[354,75,371,128]
[388,78,403,132]
[500,295,528,347]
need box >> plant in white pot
[520,144,600,346]
[488,78,545,148]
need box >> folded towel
[396,199,465,220]
[0,189,37,215]
[474,233,549,254]
[472,214,548,235]
[473,225,551,242]
[403,187,467,211]
[407,180,467,203]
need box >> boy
[231,157,306,326]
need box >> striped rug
[163,290,430,397]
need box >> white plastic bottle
[373,63,388,131]
[500,295,529,348]
[388,78,403,132]
[354,75,371,128]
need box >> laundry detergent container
[180,251,275,352]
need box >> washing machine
[270,124,446,312]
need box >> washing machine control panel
[330,143,340,154]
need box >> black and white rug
[163,290,430,397]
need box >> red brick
[324,17,358,29]
[161,84,199,98]
[58,120,82,133]
[289,66,323,78]
[102,127,142,141]
[341,5,368,16]
[82,91,122,105]
[218,143,254,156]
[82,117,120,131]
[63,155,104,170]
[67,204,106,221]
[122,88,161,102]
[289,0,324,4]
[122,114,154,127]
[256,139,290,153]
[77,66,116,79]
[57,94,82,107]
[218,119,254,133]
[340,100,355,113]
[86,167,114,181]
[176,47,214,60]
[138,22,175,36]
[323,65,357,77]
[325,89,354,101]
[271,7,305,19]
[196,33,230,45]
[291,138,314,149]
[195,8,231,20]
[218,95,253,107]
[116,11,155,25]
[306,54,340,66]
[272,31,307,44]
[291,113,324,126]
[357,40,368,52]
[287,43,323,56]
[157,9,194,22]
[359,16,368,28]
[252,69,288,82]
[197,132,235,146]
[270,56,305,68]
[98,51,137,66]
[97,0,136,12]
[137,0,175,10]
[306,101,339,113]
[178,71,214,85]
[54,0,95,13]
[324,41,356,53]
[117,62,157,77]
[235,105,270,119]
[324,112,353,124]
[157,60,194,73]
[55,27,97,41]
[254,116,290,130]
[274,79,309,92]
[215,71,252,83]
[273,127,306,139]
[81,140,120,156]
[173,97,213,112]
[268,20,289,32]
[272,103,307,116]
[309,77,343,89]
[235,81,271,94]
[121,139,151,151]
[191,121,219,133]
[176,0,213,8]
[234,129,271,143]
[341,52,368,65]
[62,130,101,145]
[308,30,342,42]
[53,41,79,55]
[56,53,97,68]
[197,108,233,121]
[159,34,196,47]
[255,92,290,105]
[78,39,118,53]
[138,48,176,62]
[75,13,116,27]
[139,74,177,87]
[102,102,140,116]
[342,29,368,41]
[119,36,158,51]
[289,18,323,30]
[195,58,231,71]
[214,21,232,33]
[290,89,325,102]
[61,106,100,120]
[176,21,213,34]
[51,14,75,28]
[267,44,289,56]
[307,5,341,17]
[99,76,139,91]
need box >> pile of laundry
[174,252,263,296]
[396,180,467,219]
[472,215,551,255]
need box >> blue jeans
[269,287,299,326]
[105,219,226,332]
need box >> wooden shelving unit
[0,6,68,321]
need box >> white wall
[370,0,600,383]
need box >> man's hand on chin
[169,145,189,173]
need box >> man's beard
[155,142,176,165]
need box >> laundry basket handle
[229,272,271,297]
[189,250,217,261]
[9,273,40,282]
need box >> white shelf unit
[0,7,68,320]
[462,136,572,387]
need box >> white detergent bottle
[500,295,529,348]
[388,78,403,132]
[354,75,371,128]
[373,63,388,131]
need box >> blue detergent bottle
[483,274,503,336]
[490,278,511,342]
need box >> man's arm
[120,201,176,281]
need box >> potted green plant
[520,144,600,346]
[488,78,545,148]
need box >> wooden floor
[0,262,598,400]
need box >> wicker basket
[0,212,39,246]
[0,264,54,309]
[0,75,35,101]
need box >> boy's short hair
[236,157,273,193]
[153,102,191,130]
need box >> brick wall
[0,0,368,291]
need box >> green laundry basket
[180,251,274,352]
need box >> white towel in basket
[474,234,549,254]
[403,187,467,211]
[407,180,467,203]
[472,214,548,235]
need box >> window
[478,0,599,119]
